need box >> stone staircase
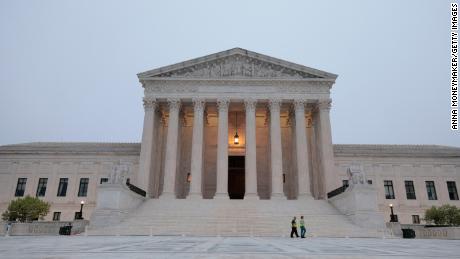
[87,197,386,237]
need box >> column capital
[244,98,257,112]
[293,99,307,111]
[192,98,206,112]
[167,98,181,111]
[217,98,230,112]
[317,99,332,111]
[268,98,282,112]
[143,98,157,111]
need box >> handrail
[327,184,348,199]
[126,180,146,197]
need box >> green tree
[1,196,50,222]
[424,205,460,226]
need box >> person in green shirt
[300,215,306,238]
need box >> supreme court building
[1,48,459,236]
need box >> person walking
[290,216,299,238]
[300,216,306,238]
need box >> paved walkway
[0,236,459,258]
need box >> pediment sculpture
[155,55,320,79]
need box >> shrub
[1,196,50,222]
[424,205,460,226]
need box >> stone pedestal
[329,184,386,230]
[89,183,145,228]
[386,222,403,237]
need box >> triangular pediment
[138,48,337,80]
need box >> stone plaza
[1,236,460,258]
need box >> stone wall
[401,224,460,239]
[4,220,89,236]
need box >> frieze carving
[153,54,321,79]
[144,80,332,97]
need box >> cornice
[334,144,460,158]
[3,143,458,159]
[0,142,141,156]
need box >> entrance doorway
[228,156,245,199]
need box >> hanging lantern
[234,112,239,145]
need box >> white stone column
[138,98,157,197]
[269,99,285,199]
[294,100,311,198]
[215,98,230,199]
[307,112,320,199]
[244,98,258,199]
[188,98,205,199]
[317,100,336,198]
[161,98,181,198]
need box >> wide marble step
[87,198,385,237]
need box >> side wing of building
[0,143,140,221]
[334,144,460,224]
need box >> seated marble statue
[346,163,368,189]
[108,162,130,185]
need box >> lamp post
[79,201,85,220]
[389,203,397,222]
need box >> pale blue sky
[0,0,457,146]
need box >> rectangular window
[384,180,395,199]
[15,178,27,197]
[78,178,89,197]
[100,178,108,184]
[367,180,373,185]
[36,178,48,197]
[404,180,416,200]
[426,181,437,200]
[447,181,459,200]
[342,180,349,187]
[57,178,68,197]
[53,212,61,221]
[412,215,420,224]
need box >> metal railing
[327,184,348,199]
[126,180,146,197]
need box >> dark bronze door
[228,156,245,199]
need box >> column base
[213,193,229,199]
[297,194,314,200]
[270,193,287,200]
[159,192,176,199]
[187,193,203,200]
[244,193,260,200]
